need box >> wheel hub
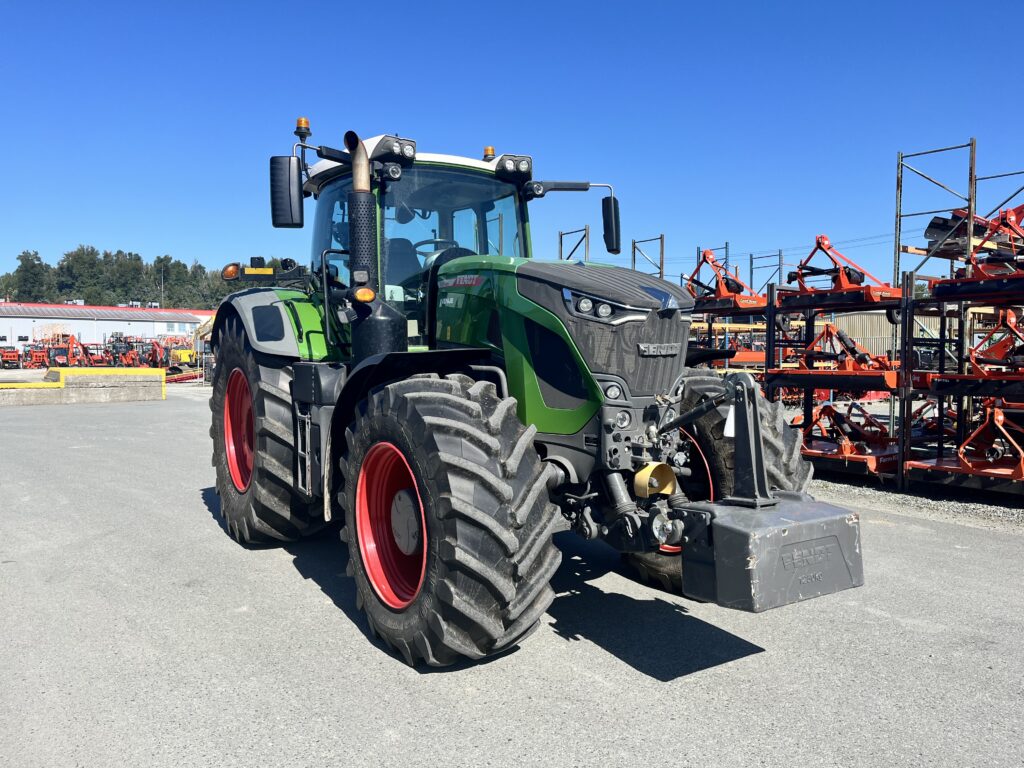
[390,489,421,556]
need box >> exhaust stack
[343,130,408,362]
[344,130,371,194]
[343,131,378,293]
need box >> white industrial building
[0,302,215,345]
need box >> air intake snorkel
[343,131,408,363]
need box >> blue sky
[1,0,1020,287]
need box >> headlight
[503,159,515,172]
[614,410,632,429]
[391,141,401,155]
[604,384,622,400]
[402,143,415,159]
[517,159,530,173]
[562,288,647,323]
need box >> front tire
[339,374,562,667]
[626,374,811,592]
[210,314,319,544]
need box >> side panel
[213,287,336,361]
[274,288,338,361]
[434,257,602,435]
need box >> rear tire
[625,374,811,593]
[338,373,562,667]
[210,314,319,544]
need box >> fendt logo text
[637,343,681,357]
[781,544,834,571]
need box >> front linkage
[558,372,864,612]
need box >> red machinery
[45,335,91,367]
[773,322,900,392]
[906,400,1024,481]
[968,309,1024,376]
[22,344,49,369]
[108,338,142,367]
[920,309,1024,391]
[780,235,901,311]
[928,204,1024,300]
[144,338,172,368]
[909,399,958,442]
[792,402,900,474]
[82,343,113,366]
[1,346,21,369]
[685,249,767,312]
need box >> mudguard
[212,288,330,360]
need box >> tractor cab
[305,158,530,347]
[48,346,69,367]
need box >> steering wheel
[413,238,460,258]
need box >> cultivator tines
[929,205,1024,300]
[792,402,900,473]
[685,249,767,312]
[778,235,901,310]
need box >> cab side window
[310,177,353,283]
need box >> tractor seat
[385,238,423,287]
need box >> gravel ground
[1,387,1022,768]
[811,474,1024,530]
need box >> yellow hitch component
[633,462,676,498]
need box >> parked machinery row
[1,333,197,374]
[684,203,1024,496]
[897,201,1024,493]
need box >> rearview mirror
[270,156,304,228]
[602,196,620,254]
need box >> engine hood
[515,261,694,313]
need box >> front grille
[577,312,690,396]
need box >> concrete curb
[0,368,166,406]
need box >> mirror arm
[524,181,615,200]
[291,143,353,180]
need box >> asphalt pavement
[1,387,1022,767]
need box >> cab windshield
[382,165,523,280]
[311,166,524,284]
[311,165,526,345]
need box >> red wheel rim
[224,368,255,492]
[356,442,427,609]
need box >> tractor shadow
[200,488,762,678]
[546,532,764,682]
[200,486,509,673]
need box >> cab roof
[303,134,508,197]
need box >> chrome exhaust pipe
[344,131,370,193]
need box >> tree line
[0,247,260,309]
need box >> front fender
[212,288,330,360]
[329,347,491,441]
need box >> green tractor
[209,119,863,666]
